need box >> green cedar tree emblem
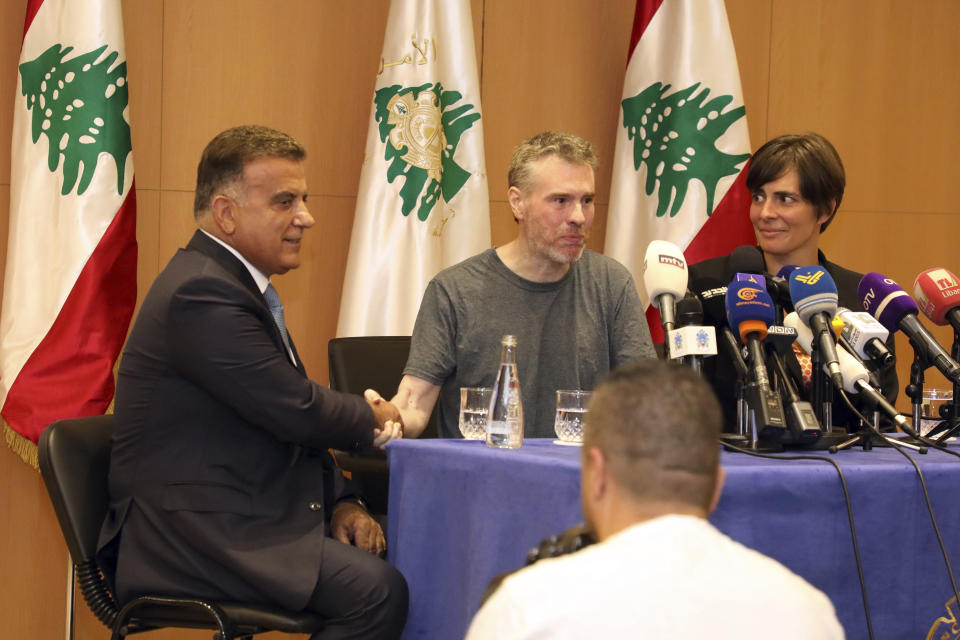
[374,82,480,221]
[621,82,748,218]
[19,44,132,196]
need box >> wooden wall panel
[725,0,772,146]
[123,0,163,191]
[0,0,24,187]
[134,189,161,313]
[767,0,960,215]
[480,0,636,210]
[158,0,390,197]
[0,445,69,639]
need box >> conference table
[386,438,960,639]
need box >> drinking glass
[920,388,953,436]
[554,390,592,443]
[459,387,491,440]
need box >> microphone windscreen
[690,277,727,326]
[726,280,775,341]
[858,272,919,332]
[787,311,868,393]
[788,266,838,325]
[676,294,704,326]
[913,268,960,326]
[783,312,813,352]
[776,265,799,279]
[643,240,688,306]
[729,244,765,275]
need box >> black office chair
[38,415,324,640]
[328,336,438,516]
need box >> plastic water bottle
[486,335,523,449]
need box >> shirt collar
[199,229,271,293]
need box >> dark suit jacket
[688,248,898,432]
[97,230,376,610]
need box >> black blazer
[688,248,898,432]
[97,230,376,610]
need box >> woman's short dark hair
[746,132,845,233]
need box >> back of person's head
[583,360,722,511]
[508,130,597,193]
[746,132,845,233]
[194,125,306,219]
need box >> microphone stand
[833,394,926,453]
[904,348,928,436]
[720,327,779,452]
[808,330,849,449]
[924,332,960,443]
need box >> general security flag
[605,0,755,340]
[337,0,490,337]
[1,0,137,465]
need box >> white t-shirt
[466,514,844,639]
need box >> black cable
[721,440,874,640]
[837,390,960,610]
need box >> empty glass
[554,390,592,443]
[920,388,953,436]
[459,387,491,440]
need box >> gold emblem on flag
[386,91,445,182]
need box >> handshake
[365,389,404,448]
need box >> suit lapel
[185,230,305,374]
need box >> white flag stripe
[1,0,134,418]
[337,0,490,337]
[605,0,750,307]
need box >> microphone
[786,312,912,433]
[691,277,748,379]
[859,272,960,384]
[728,244,765,274]
[913,268,960,333]
[728,246,791,312]
[836,307,895,367]
[777,265,799,278]
[761,322,821,443]
[725,281,786,438]
[667,295,717,371]
[788,266,844,389]
[643,240,688,333]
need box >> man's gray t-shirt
[404,248,656,438]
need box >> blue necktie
[263,283,295,363]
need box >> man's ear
[507,186,525,223]
[584,446,608,503]
[708,466,726,514]
[210,195,238,235]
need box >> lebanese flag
[1,0,136,464]
[604,0,755,342]
[337,0,490,337]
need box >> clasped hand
[365,389,404,448]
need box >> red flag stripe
[21,0,44,40]
[1,185,137,443]
[628,0,664,57]
[684,164,756,265]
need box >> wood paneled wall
[1,1,958,637]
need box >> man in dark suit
[97,125,408,639]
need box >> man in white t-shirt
[466,360,844,640]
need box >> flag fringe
[3,420,38,469]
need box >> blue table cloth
[387,438,960,639]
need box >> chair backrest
[328,336,438,438]
[38,415,114,563]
